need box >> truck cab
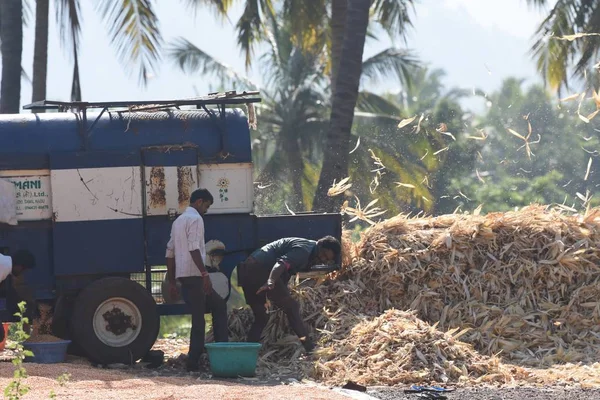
[0,92,341,365]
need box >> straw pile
[352,204,600,365]
[226,205,600,384]
[311,309,520,385]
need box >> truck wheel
[70,277,159,365]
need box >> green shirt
[250,237,318,275]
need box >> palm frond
[55,0,82,98]
[167,37,257,90]
[94,0,162,86]
[21,66,31,83]
[356,91,401,115]
[282,0,327,51]
[525,0,551,9]
[22,0,33,26]
[371,0,415,41]
[361,47,419,89]
[55,0,82,50]
[182,0,233,16]
[236,0,274,68]
[71,42,81,101]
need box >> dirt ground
[3,359,600,400]
[4,338,600,400]
[0,359,352,400]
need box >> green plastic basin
[205,342,262,378]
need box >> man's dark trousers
[238,259,308,343]
[178,276,228,368]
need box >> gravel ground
[0,359,352,400]
[368,386,600,400]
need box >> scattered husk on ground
[310,309,523,386]
[223,205,600,385]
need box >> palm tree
[230,0,415,94]
[329,0,415,94]
[312,0,371,212]
[168,11,421,214]
[526,0,600,92]
[0,0,24,113]
[29,0,233,106]
[32,0,49,108]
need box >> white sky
[15,0,553,111]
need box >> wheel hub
[93,297,142,347]
[103,307,137,336]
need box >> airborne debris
[349,137,361,154]
[343,197,387,225]
[328,177,352,197]
[398,115,417,129]
[585,157,593,181]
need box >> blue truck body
[0,94,341,364]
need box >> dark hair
[317,236,341,258]
[12,250,35,269]
[190,189,213,204]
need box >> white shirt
[165,207,206,279]
[0,253,12,283]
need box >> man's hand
[256,280,275,294]
[169,282,179,300]
[203,275,213,295]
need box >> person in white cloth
[0,250,37,342]
[165,189,228,372]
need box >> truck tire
[70,277,159,365]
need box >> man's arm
[257,249,308,293]
[186,217,208,276]
[165,236,176,282]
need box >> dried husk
[224,205,600,385]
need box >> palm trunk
[32,0,49,109]
[0,0,23,114]
[312,0,370,212]
[329,0,347,96]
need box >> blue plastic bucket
[205,342,262,378]
[23,340,71,364]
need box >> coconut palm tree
[168,11,422,214]
[526,0,600,92]
[32,0,49,109]
[28,0,233,106]
[0,0,24,113]
[231,0,415,93]
[312,0,371,212]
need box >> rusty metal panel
[147,166,166,214]
[176,166,196,212]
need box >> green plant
[49,373,71,399]
[4,301,32,400]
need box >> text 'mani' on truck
[0,92,342,365]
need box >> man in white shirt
[165,188,228,372]
[0,250,36,342]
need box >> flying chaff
[328,177,352,197]
[343,197,387,225]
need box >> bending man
[238,236,341,353]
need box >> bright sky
[16,0,552,111]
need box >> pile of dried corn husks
[352,204,600,365]
[311,309,520,385]
[226,205,600,384]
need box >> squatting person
[0,249,39,342]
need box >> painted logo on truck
[6,175,52,221]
